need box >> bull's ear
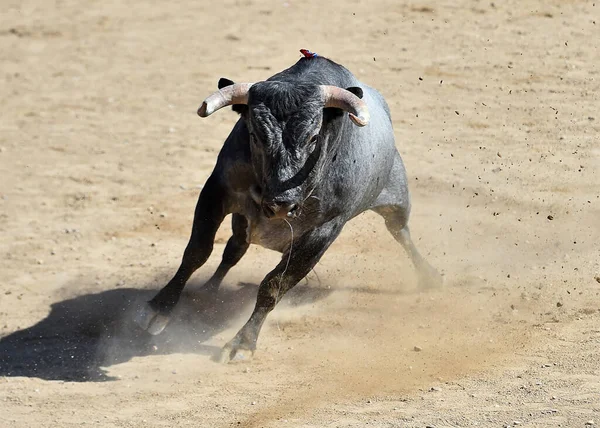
[345,86,363,99]
[323,86,368,126]
[232,104,248,116]
[217,78,248,115]
[323,107,344,122]
[218,78,235,89]
[323,86,362,122]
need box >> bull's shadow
[0,280,333,383]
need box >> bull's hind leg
[135,175,228,335]
[372,156,443,289]
[375,208,443,289]
[202,214,250,294]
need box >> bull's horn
[197,83,254,117]
[321,85,370,127]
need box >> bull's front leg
[135,174,228,335]
[218,218,345,363]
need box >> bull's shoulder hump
[360,84,392,122]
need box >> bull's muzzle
[262,200,298,219]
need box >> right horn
[197,83,254,117]
[321,85,370,127]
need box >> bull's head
[198,79,369,220]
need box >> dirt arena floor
[1,0,599,426]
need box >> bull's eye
[308,135,319,152]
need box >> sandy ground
[1,0,599,426]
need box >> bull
[135,52,442,363]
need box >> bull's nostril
[286,204,298,217]
[262,200,298,219]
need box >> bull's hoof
[134,302,171,335]
[202,277,222,295]
[215,343,254,364]
[418,265,445,290]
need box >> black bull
[135,54,442,363]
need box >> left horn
[321,85,370,127]
[197,83,255,117]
